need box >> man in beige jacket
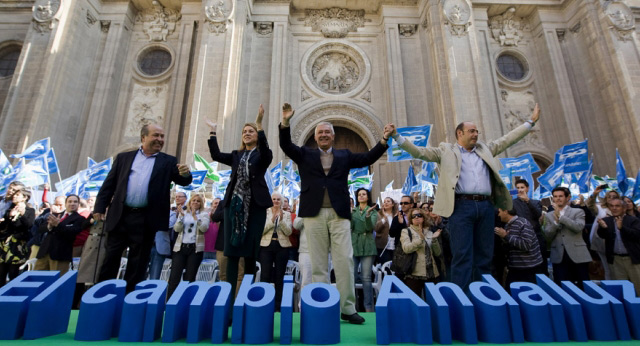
[387,104,540,290]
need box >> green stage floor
[2,311,638,345]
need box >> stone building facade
[0,0,639,193]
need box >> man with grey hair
[279,103,393,324]
[94,123,192,292]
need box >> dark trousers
[167,243,204,298]
[506,265,544,292]
[0,263,20,287]
[448,199,494,292]
[403,276,437,298]
[98,210,155,292]
[553,250,589,289]
[259,240,289,311]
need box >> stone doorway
[304,126,368,153]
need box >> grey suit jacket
[398,123,532,217]
[542,207,591,264]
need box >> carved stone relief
[489,7,528,46]
[302,42,370,97]
[443,0,471,36]
[136,1,181,42]
[399,24,417,37]
[32,0,61,33]
[125,84,168,137]
[255,21,273,36]
[205,0,234,35]
[500,89,543,147]
[361,90,371,103]
[301,88,312,102]
[302,8,368,38]
[86,10,97,26]
[101,20,111,33]
[291,105,382,146]
[603,0,635,41]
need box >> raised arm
[255,104,273,169]
[487,103,539,156]
[387,124,442,163]
[279,103,304,162]
[206,119,234,166]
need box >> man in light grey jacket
[387,104,540,291]
[543,186,590,287]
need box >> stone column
[267,14,289,165]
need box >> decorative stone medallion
[136,1,181,42]
[205,0,234,34]
[32,0,61,33]
[303,8,367,38]
[301,40,371,98]
[603,0,635,41]
[443,0,471,36]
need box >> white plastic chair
[254,262,261,282]
[372,264,383,299]
[159,258,172,281]
[381,260,394,275]
[116,257,128,279]
[196,259,218,282]
[285,260,302,311]
[70,257,81,271]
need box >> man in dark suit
[279,103,392,324]
[597,197,640,295]
[94,123,192,292]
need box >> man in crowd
[28,195,65,259]
[94,123,192,292]
[279,103,392,324]
[512,179,547,274]
[494,208,543,289]
[597,197,640,295]
[543,186,590,287]
[387,104,540,290]
[389,195,414,247]
[0,181,25,217]
[148,191,188,279]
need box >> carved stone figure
[303,7,368,38]
[501,90,543,147]
[126,85,167,137]
[312,53,360,94]
[136,1,181,42]
[255,21,273,36]
[443,0,471,36]
[301,88,312,102]
[32,0,61,33]
[204,0,233,35]
[489,7,526,46]
[603,1,635,41]
[399,24,417,37]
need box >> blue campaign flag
[16,157,49,187]
[385,180,394,191]
[499,167,513,190]
[11,138,50,159]
[499,153,541,174]
[46,148,60,174]
[87,157,97,168]
[87,157,112,182]
[270,162,282,188]
[419,161,438,185]
[177,170,208,191]
[537,162,565,192]
[283,180,301,200]
[0,149,12,176]
[576,159,593,194]
[55,174,79,196]
[349,167,369,179]
[513,166,534,199]
[616,149,629,194]
[387,125,432,162]
[633,170,640,202]
[284,160,300,182]
[401,164,418,195]
[558,140,588,173]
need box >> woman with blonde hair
[207,105,273,299]
[399,208,441,297]
[375,197,397,265]
[167,194,209,297]
[259,192,292,311]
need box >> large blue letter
[118,280,167,342]
[280,275,294,345]
[510,282,568,342]
[232,274,275,344]
[300,283,340,344]
[535,274,587,341]
[0,271,61,339]
[469,275,523,343]
[23,270,77,340]
[562,280,631,341]
[162,281,231,343]
[75,279,126,341]
[375,275,432,345]
[425,282,477,344]
[600,280,640,340]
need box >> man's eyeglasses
[412,214,424,218]
[399,202,412,205]
[464,129,480,135]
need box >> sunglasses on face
[400,202,412,205]
[412,214,424,218]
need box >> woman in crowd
[259,192,292,311]
[207,104,273,299]
[400,208,441,297]
[0,189,35,286]
[351,188,377,312]
[623,196,640,218]
[375,197,397,265]
[168,194,209,297]
[587,186,620,280]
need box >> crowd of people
[2,101,640,324]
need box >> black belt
[181,243,196,248]
[615,253,630,257]
[123,206,146,213]
[455,194,489,201]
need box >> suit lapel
[311,149,325,175]
[123,150,137,179]
[327,149,343,176]
[149,153,164,183]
